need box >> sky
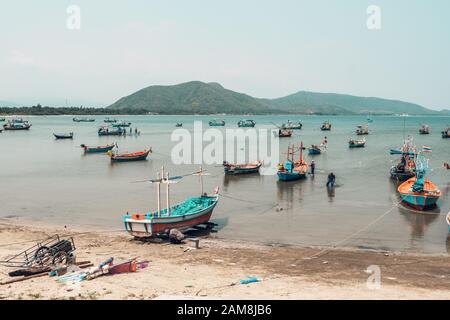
[0,0,449,110]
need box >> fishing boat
[54,132,74,139]
[112,121,132,128]
[81,143,116,153]
[367,118,373,123]
[3,121,32,130]
[398,154,441,210]
[277,143,308,181]
[108,148,152,162]
[442,126,450,138]
[175,123,183,127]
[73,117,95,122]
[320,121,331,131]
[0,117,5,122]
[348,138,366,148]
[277,129,293,138]
[390,137,416,181]
[308,144,321,155]
[209,119,225,127]
[223,160,262,175]
[104,118,117,123]
[123,167,219,238]
[98,126,125,136]
[356,125,369,135]
[444,163,450,170]
[281,120,302,130]
[419,124,430,135]
[238,119,256,128]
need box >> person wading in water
[327,172,336,188]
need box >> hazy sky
[0,0,449,109]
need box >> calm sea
[1,115,449,253]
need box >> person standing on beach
[310,160,316,175]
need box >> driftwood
[0,272,48,285]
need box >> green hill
[107,81,439,115]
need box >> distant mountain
[262,91,436,115]
[107,81,440,115]
[108,81,280,115]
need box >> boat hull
[54,134,73,139]
[277,171,306,181]
[111,150,150,162]
[349,144,365,148]
[224,166,261,175]
[3,124,31,130]
[390,167,415,181]
[398,178,441,210]
[308,149,321,155]
[82,144,115,153]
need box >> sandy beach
[0,217,449,300]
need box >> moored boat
[3,121,31,130]
[104,118,117,123]
[277,143,308,181]
[54,132,74,139]
[277,129,293,138]
[209,119,225,127]
[0,117,5,122]
[109,148,152,162]
[349,138,365,148]
[308,144,321,155]
[223,160,262,175]
[238,119,256,128]
[175,123,183,127]
[419,124,430,135]
[444,163,450,170]
[356,125,369,135]
[73,117,95,122]
[390,137,416,181]
[397,154,441,210]
[281,120,302,130]
[112,121,132,128]
[123,167,219,238]
[442,127,450,138]
[98,126,125,136]
[81,143,116,153]
[320,121,331,131]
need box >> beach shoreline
[0,218,449,300]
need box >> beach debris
[239,276,260,285]
[169,229,185,243]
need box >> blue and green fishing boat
[209,119,225,127]
[112,121,132,128]
[98,126,125,136]
[237,119,256,128]
[123,167,219,238]
[277,143,308,181]
[308,145,321,155]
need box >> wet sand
[0,218,449,300]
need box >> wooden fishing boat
[277,129,293,138]
[123,167,219,238]
[223,160,262,175]
[54,132,73,139]
[398,154,441,210]
[278,143,308,181]
[175,123,183,127]
[112,121,132,128]
[442,127,450,138]
[98,126,125,136]
[109,148,152,162]
[281,120,302,130]
[73,117,95,122]
[104,118,117,123]
[238,119,256,128]
[308,144,321,155]
[3,121,32,130]
[349,138,365,148]
[209,120,225,127]
[419,124,430,135]
[320,121,331,131]
[390,137,416,181]
[356,125,369,135]
[81,143,115,153]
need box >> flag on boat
[422,146,432,153]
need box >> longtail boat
[209,119,225,127]
[223,160,262,175]
[98,126,125,136]
[281,120,302,130]
[442,127,450,138]
[238,119,256,128]
[308,144,321,155]
[73,117,95,122]
[54,132,73,139]
[349,138,365,148]
[3,121,31,130]
[277,143,308,181]
[123,167,219,238]
[277,129,293,138]
[112,121,132,128]
[390,137,416,181]
[175,123,183,127]
[81,143,116,153]
[398,153,441,210]
[320,121,331,131]
[419,124,430,135]
[356,125,369,135]
[108,148,152,162]
[104,118,117,123]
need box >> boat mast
[200,166,204,195]
[166,170,170,215]
[299,142,303,164]
[156,171,161,218]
